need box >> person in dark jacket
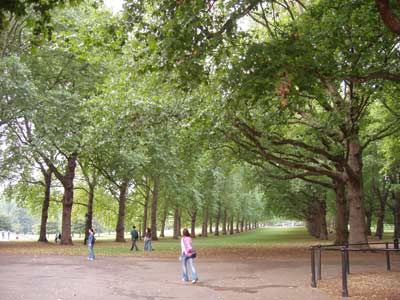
[130,226,139,251]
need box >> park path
[0,253,336,300]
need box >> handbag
[188,250,197,258]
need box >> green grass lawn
[0,227,395,257]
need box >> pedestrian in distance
[144,228,153,251]
[87,228,96,260]
[130,225,139,251]
[180,228,198,284]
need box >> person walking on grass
[180,228,198,284]
[87,228,96,260]
[144,228,153,251]
[130,225,139,251]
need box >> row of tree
[1,0,400,246]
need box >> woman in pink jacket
[180,228,198,283]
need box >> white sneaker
[191,280,197,284]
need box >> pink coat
[181,236,193,256]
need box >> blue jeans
[181,255,198,281]
[88,245,95,260]
[144,239,152,251]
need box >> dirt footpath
[0,254,335,300]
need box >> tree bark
[365,209,373,236]
[38,168,52,242]
[60,154,77,245]
[222,207,227,235]
[202,206,209,237]
[319,199,328,240]
[375,0,400,35]
[305,195,328,240]
[160,204,168,238]
[229,215,234,235]
[346,134,368,245]
[190,209,197,237]
[151,176,159,241]
[115,179,128,242]
[214,203,221,236]
[142,183,150,238]
[333,179,348,245]
[374,184,387,239]
[173,207,180,239]
[209,216,213,233]
[393,189,400,239]
[84,178,95,245]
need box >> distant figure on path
[87,228,95,260]
[180,228,198,284]
[55,233,61,243]
[130,226,139,251]
[144,228,153,251]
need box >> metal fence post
[317,245,322,280]
[386,242,391,271]
[311,246,317,288]
[341,247,349,298]
[344,243,350,274]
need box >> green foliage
[0,0,82,38]
[0,213,12,231]
[72,219,86,235]
[46,221,60,234]
[0,197,36,233]
[2,0,400,242]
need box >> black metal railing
[310,240,400,298]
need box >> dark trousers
[131,239,138,251]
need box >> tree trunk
[202,206,209,237]
[240,219,244,232]
[151,176,159,241]
[160,204,168,238]
[84,179,95,245]
[222,207,227,235]
[38,169,52,242]
[173,207,180,239]
[375,186,387,239]
[229,215,234,235]
[178,212,182,237]
[190,209,197,237]
[236,215,240,233]
[60,154,77,245]
[333,180,348,245]
[393,189,400,239]
[319,198,328,240]
[375,0,400,35]
[346,134,368,245]
[214,203,221,236]
[209,216,213,233]
[305,195,328,240]
[142,183,150,238]
[116,180,128,242]
[365,209,373,236]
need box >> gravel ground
[0,254,336,300]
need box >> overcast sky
[104,0,124,13]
